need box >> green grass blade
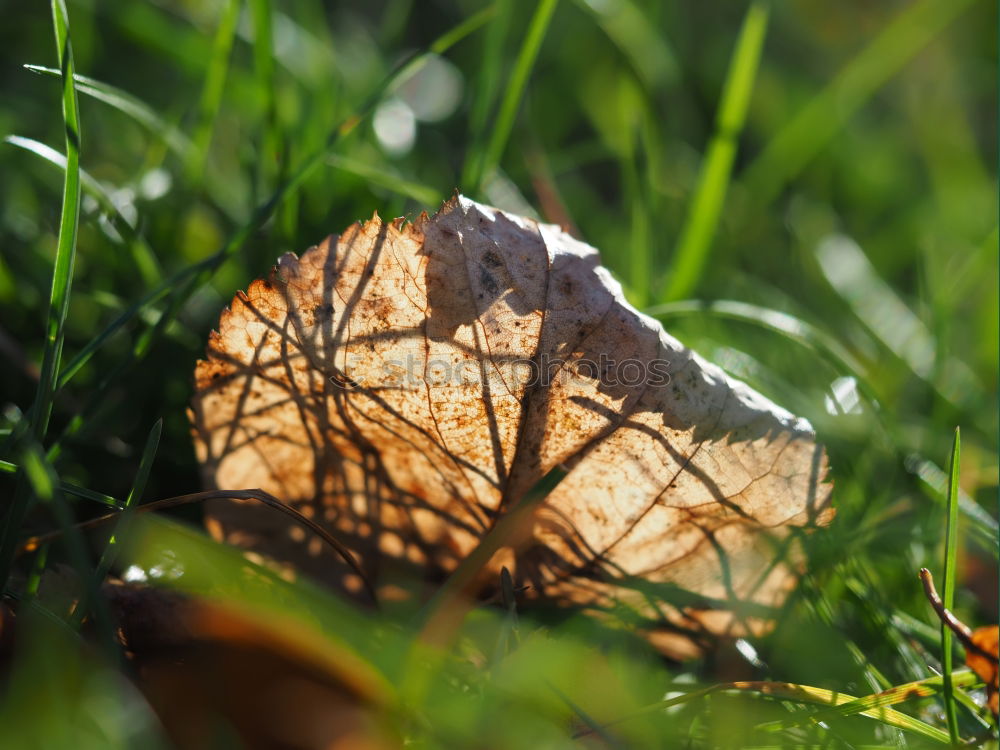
[741,0,977,204]
[109,418,161,544]
[31,0,81,443]
[5,135,162,286]
[460,0,512,192]
[478,0,559,192]
[754,670,979,732]
[249,0,280,200]
[0,0,83,591]
[0,460,121,510]
[327,155,442,206]
[187,0,241,183]
[940,426,961,743]
[645,299,868,384]
[55,267,181,389]
[575,0,678,90]
[663,0,769,302]
[908,453,998,558]
[55,484,121,509]
[429,5,496,55]
[23,65,192,158]
[72,419,161,627]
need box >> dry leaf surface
[190,195,832,657]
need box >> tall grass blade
[327,155,442,206]
[0,0,83,590]
[0,459,121,510]
[646,299,868,385]
[460,0,512,192]
[663,0,769,302]
[249,0,280,201]
[940,426,961,743]
[103,419,161,559]
[814,234,984,412]
[429,5,495,54]
[72,419,161,627]
[478,0,559,191]
[31,1,81,443]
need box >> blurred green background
[0,0,996,747]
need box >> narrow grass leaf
[249,0,281,201]
[663,0,769,302]
[429,5,497,56]
[19,446,92,594]
[23,65,192,159]
[30,0,81,443]
[478,0,559,191]
[550,681,626,749]
[103,419,161,556]
[0,0,83,591]
[5,135,162,286]
[24,545,48,601]
[754,669,979,732]
[72,419,162,627]
[940,426,961,743]
[460,0,512,192]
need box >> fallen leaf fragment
[967,625,999,718]
[190,195,833,657]
[106,583,397,750]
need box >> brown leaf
[967,625,999,718]
[106,583,397,749]
[190,195,832,657]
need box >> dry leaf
[106,583,396,749]
[190,195,832,657]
